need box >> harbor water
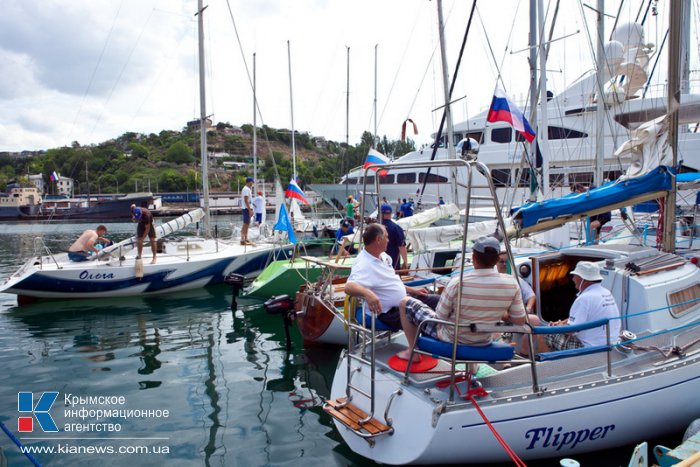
[0,220,684,466]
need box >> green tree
[165,142,194,164]
[128,142,149,159]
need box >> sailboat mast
[253,53,258,192]
[437,0,456,160]
[594,0,605,187]
[537,0,550,198]
[197,0,210,235]
[373,44,378,147]
[663,0,683,252]
[287,40,297,180]
[344,46,350,199]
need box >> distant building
[186,118,213,132]
[0,182,42,206]
[222,161,248,170]
[314,137,329,149]
[27,174,45,194]
[56,176,74,197]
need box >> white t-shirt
[518,277,535,304]
[347,249,405,314]
[569,283,621,346]
[252,195,264,214]
[241,185,252,209]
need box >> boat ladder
[324,299,396,443]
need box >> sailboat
[0,0,292,304]
[322,3,700,464]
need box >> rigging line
[223,0,282,185]
[88,7,158,139]
[67,0,125,144]
[378,0,434,128]
[417,0,477,203]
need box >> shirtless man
[68,225,109,262]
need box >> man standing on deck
[345,223,436,330]
[241,177,254,245]
[131,204,157,264]
[252,191,265,226]
[380,204,408,270]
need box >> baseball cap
[570,261,603,281]
[257,191,262,195]
[340,220,350,228]
[472,236,500,253]
[133,207,142,221]
[246,177,254,182]
[380,204,392,213]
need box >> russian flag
[486,86,536,143]
[363,149,389,171]
[285,178,309,205]
[50,171,59,182]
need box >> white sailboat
[0,0,291,304]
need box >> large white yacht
[310,22,700,214]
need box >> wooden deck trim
[324,397,391,434]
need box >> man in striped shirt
[397,236,527,361]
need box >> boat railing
[403,295,700,404]
[32,237,62,270]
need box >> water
[0,221,685,466]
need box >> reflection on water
[0,223,684,467]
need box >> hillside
[0,122,416,194]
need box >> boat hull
[330,351,700,464]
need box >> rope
[0,419,42,466]
[435,373,526,466]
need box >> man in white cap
[544,261,620,350]
[397,236,527,362]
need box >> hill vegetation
[0,123,416,194]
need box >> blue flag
[273,204,297,244]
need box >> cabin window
[548,126,588,139]
[361,175,375,185]
[378,173,394,184]
[668,283,700,317]
[397,173,416,183]
[344,177,358,185]
[549,173,566,187]
[515,168,531,187]
[569,172,593,187]
[604,170,621,182]
[491,169,511,187]
[466,131,484,144]
[491,127,512,143]
[453,134,464,146]
[419,173,448,183]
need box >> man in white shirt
[345,223,432,329]
[497,251,536,314]
[240,177,254,245]
[252,191,265,226]
[544,261,621,350]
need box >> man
[252,191,265,226]
[573,184,610,243]
[131,204,157,264]
[397,236,527,361]
[332,220,355,257]
[399,198,413,218]
[497,251,536,314]
[68,225,109,262]
[241,177,254,245]
[438,196,445,206]
[543,261,620,350]
[345,223,433,329]
[380,204,408,270]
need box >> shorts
[403,297,439,338]
[545,332,584,351]
[68,251,90,262]
[137,222,156,239]
[242,209,251,225]
[255,213,262,223]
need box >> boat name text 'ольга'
[525,424,615,451]
[79,271,115,280]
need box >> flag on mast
[285,178,309,205]
[486,86,536,143]
[50,171,59,182]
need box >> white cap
[570,261,603,281]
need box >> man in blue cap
[240,177,254,245]
[131,203,157,264]
[381,204,407,270]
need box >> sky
[0,0,678,153]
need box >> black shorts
[137,222,156,239]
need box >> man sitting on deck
[345,223,437,330]
[68,225,110,262]
[535,261,621,351]
[397,236,527,362]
